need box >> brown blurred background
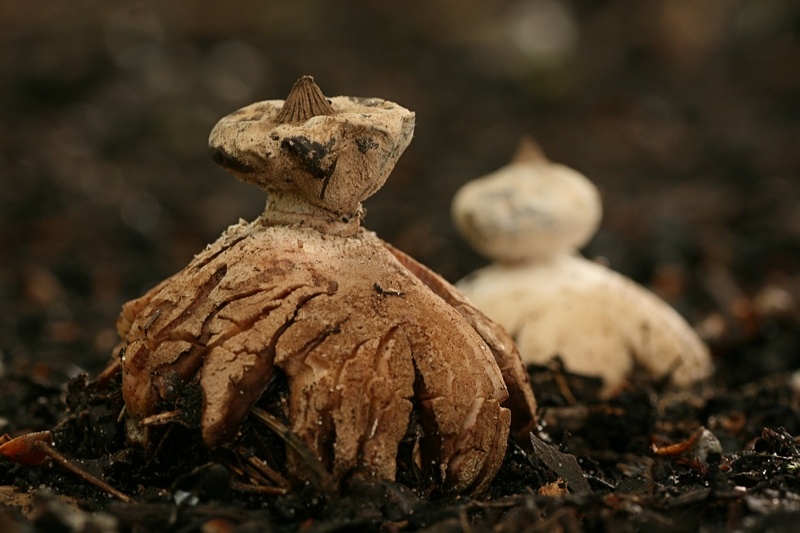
[1,1,798,375]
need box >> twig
[141,410,182,427]
[458,508,472,533]
[250,407,336,498]
[229,480,288,496]
[245,454,289,488]
[33,441,132,503]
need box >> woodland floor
[2,2,799,531]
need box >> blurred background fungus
[0,0,798,380]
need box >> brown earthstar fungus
[453,137,713,395]
[114,76,537,495]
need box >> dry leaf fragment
[652,426,722,465]
[0,431,52,466]
[530,433,592,495]
[0,431,131,502]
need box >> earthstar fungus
[453,138,712,394]
[115,77,536,494]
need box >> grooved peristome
[276,76,335,124]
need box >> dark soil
[2,1,799,531]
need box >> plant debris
[3,352,800,530]
[529,432,593,495]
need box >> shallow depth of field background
[1,1,798,376]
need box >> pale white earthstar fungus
[452,138,713,394]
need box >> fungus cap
[209,76,415,217]
[452,138,601,262]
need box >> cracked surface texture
[119,218,532,493]
[116,77,536,494]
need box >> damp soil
[1,318,800,532]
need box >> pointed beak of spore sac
[276,76,335,124]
